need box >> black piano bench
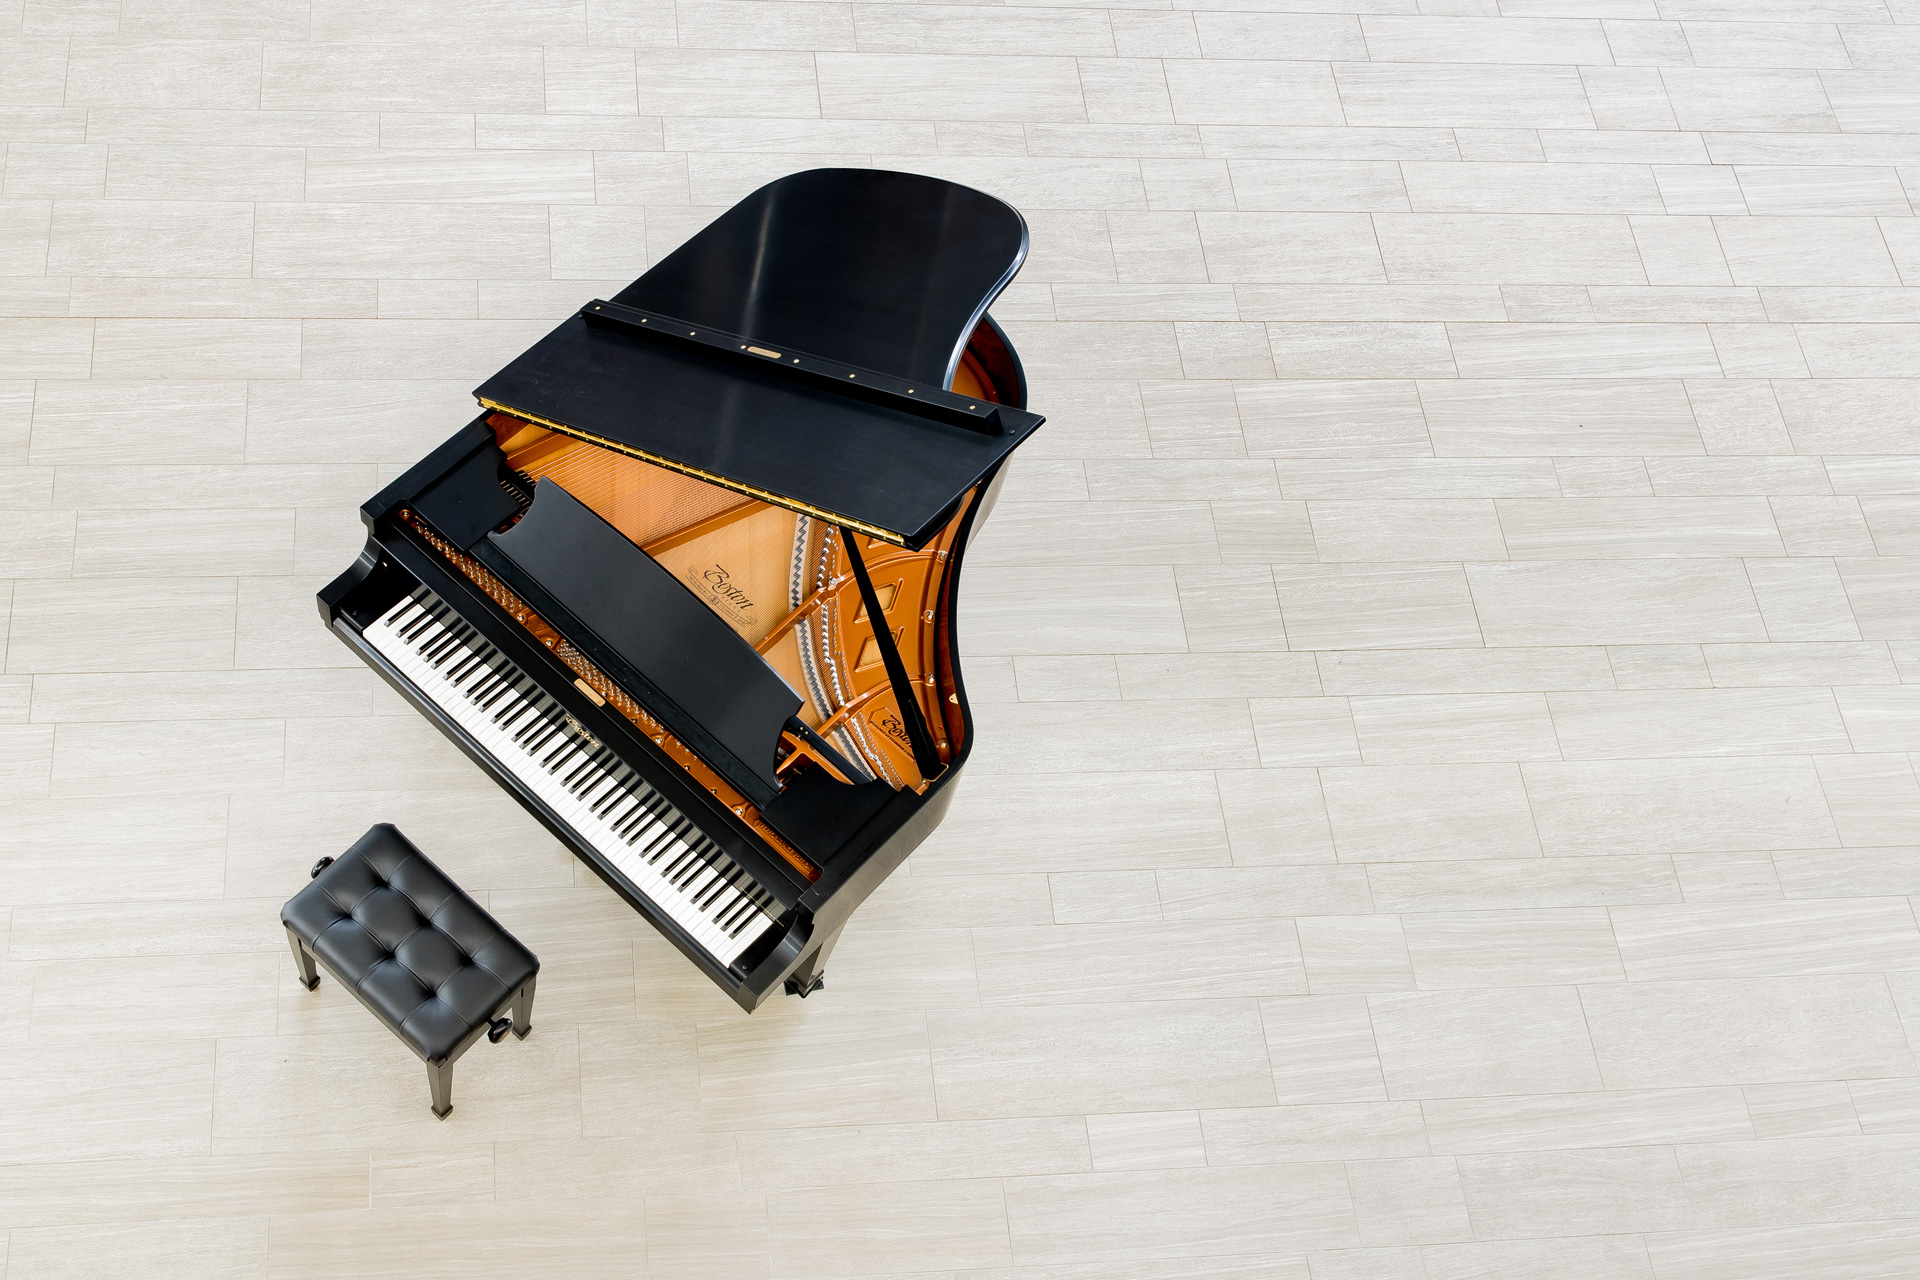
[281,823,539,1120]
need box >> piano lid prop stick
[839,527,945,784]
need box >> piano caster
[782,928,839,998]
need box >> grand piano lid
[472,168,1045,551]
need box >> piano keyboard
[363,587,783,968]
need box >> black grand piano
[319,169,1043,1011]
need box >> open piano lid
[473,168,1044,550]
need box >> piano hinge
[840,528,945,783]
[580,299,1006,437]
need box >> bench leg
[427,1059,453,1120]
[286,926,319,991]
[511,975,535,1040]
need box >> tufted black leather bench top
[282,824,539,1066]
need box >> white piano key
[363,590,777,967]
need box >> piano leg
[783,926,842,998]
[510,976,536,1039]
[427,1059,453,1120]
[287,926,319,992]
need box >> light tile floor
[3,2,1920,1277]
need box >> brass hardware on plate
[746,346,781,359]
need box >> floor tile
[7,10,1919,1268]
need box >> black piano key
[597,774,643,812]
[719,900,757,936]
[638,823,684,859]
[673,845,718,885]
[626,807,673,845]
[459,657,497,692]
[572,764,615,803]
[687,852,729,890]
[673,858,720,898]
[419,627,465,665]
[512,689,555,730]
[397,602,447,642]
[408,607,455,646]
[473,659,518,695]
[511,713,554,750]
[581,767,629,810]
[446,650,487,686]
[428,624,479,667]
[616,804,663,843]
[617,815,662,848]
[400,618,443,653]
[560,752,598,790]
[513,718,559,755]
[477,677,519,712]
[495,681,542,724]
[380,600,422,632]
[649,821,694,861]
[724,891,764,930]
[379,593,422,627]
[593,772,642,817]
[573,772,620,814]
[557,747,599,784]
[570,745,618,787]
[432,617,478,653]
[712,896,749,933]
[624,786,666,820]
[497,701,540,738]
[695,864,744,911]
[466,668,509,706]
[595,794,642,832]
[575,746,622,790]
[708,874,746,913]
[664,841,708,886]
[459,641,505,677]
[522,713,565,750]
